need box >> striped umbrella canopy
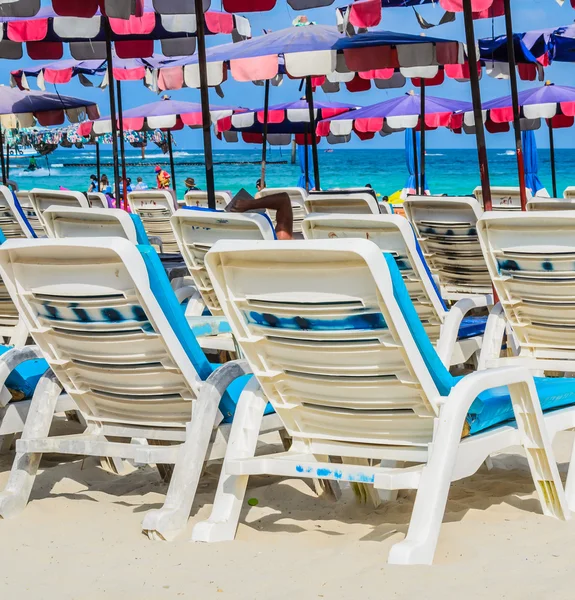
[216,99,359,144]
[0,0,250,60]
[78,98,244,136]
[0,85,99,127]
[318,92,470,139]
[10,54,177,89]
[0,0,144,19]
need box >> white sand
[2,425,575,599]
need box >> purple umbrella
[217,99,359,188]
[459,83,575,197]
[319,92,471,194]
[0,85,99,184]
[80,98,244,193]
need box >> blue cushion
[0,345,48,399]
[137,244,272,423]
[129,214,151,245]
[382,253,575,436]
[458,316,488,340]
[10,191,35,238]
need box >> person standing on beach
[184,177,200,191]
[155,165,171,189]
[87,174,98,193]
[134,176,148,191]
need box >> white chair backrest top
[563,186,575,199]
[527,198,575,211]
[29,188,90,227]
[172,209,275,316]
[473,186,532,211]
[0,185,35,239]
[403,196,492,299]
[478,211,575,366]
[0,237,205,432]
[15,190,44,237]
[256,188,308,235]
[184,190,232,210]
[43,206,138,244]
[302,213,447,341]
[127,190,178,254]
[205,238,442,448]
[88,192,110,209]
[304,193,381,215]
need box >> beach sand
[2,421,575,599]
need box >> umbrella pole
[305,76,321,191]
[5,143,9,180]
[420,80,426,195]
[462,0,492,211]
[261,79,270,188]
[116,80,128,211]
[96,140,101,186]
[503,0,527,210]
[304,133,310,192]
[0,130,6,185]
[104,19,122,206]
[548,121,557,198]
[194,0,216,210]
[167,132,177,194]
[412,128,419,195]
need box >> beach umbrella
[318,91,470,194]
[153,23,465,194]
[0,0,146,19]
[79,98,244,194]
[0,86,99,183]
[216,99,358,188]
[457,82,575,198]
[521,129,546,197]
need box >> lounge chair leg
[378,460,402,502]
[0,371,61,519]
[192,379,267,543]
[142,391,225,541]
[564,433,575,512]
[388,413,462,565]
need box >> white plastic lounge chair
[0,185,36,239]
[28,188,90,229]
[127,190,180,255]
[184,190,232,210]
[192,238,573,565]
[563,186,575,199]
[302,214,485,365]
[477,212,575,376]
[403,196,493,302]
[0,237,281,540]
[256,187,308,235]
[15,191,45,237]
[473,186,532,211]
[526,198,575,211]
[304,192,387,215]
[88,192,110,209]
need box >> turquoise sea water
[7,146,571,200]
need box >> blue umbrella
[297,144,315,191]
[521,129,546,197]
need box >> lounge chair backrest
[128,190,179,254]
[256,187,308,235]
[527,198,575,211]
[403,196,492,299]
[184,191,232,210]
[473,186,532,211]
[88,192,110,209]
[0,237,214,433]
[206,239,447,448]
[28,189,90,228]
[302,213,446,341]
[563,186,575,199]
[478,211,575,366]
[304,193,381,215]
[43,207,139,244]
[0,185,35,238]
[15,190,45,237]
[172,209,275,316]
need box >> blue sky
[6,1,575,150]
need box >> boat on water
[8,145,39,158]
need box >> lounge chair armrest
[436,296,490,366]
[148,236,164,253]
[0,346,46,408]
[174,285,199,304]
[203,359,252,398]
[477,303,507,370]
